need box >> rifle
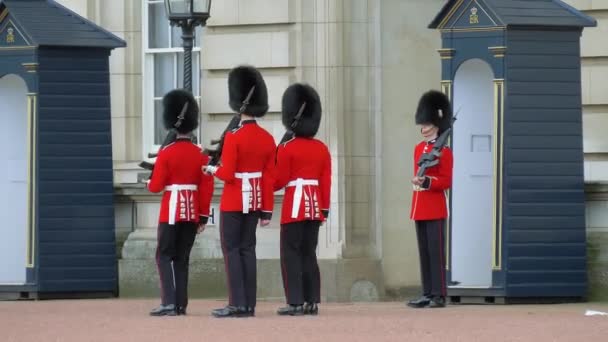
[275,102,306,164]
[203,114,241,166]
[416,110,458,178]
[203,86,256,166]
[138,101,190,172]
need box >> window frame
[142,0,202,156]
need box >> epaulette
[160,142,176,151]
[230,125,244,133]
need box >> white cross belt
[165,184,198,225]
[286,178,319,218]
[235,172,262,214]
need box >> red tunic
[147,138,215,224]
[274,137,331,224]
[410,139,453,221]
[214,120,276,218]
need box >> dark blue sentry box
[428,0,596,302]
[0,0,125,299]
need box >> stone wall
[56,0,608,301]
[566,0,608,300]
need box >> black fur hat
[415,90,452,134]
[281,83,322,138]
[162,89,199,134]
[228,65,269,117]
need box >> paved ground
[1,299,607,342]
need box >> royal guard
[204,65,277,318]
[408,90,454,309]
[274,83,331,316]
[146,89,214,316]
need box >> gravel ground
[1,299,607,342]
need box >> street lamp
[139,0,211,172]
[164,0,212,93]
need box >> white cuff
[204,165,218,175]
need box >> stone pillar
[571,0,608,301]
[296,0,385,301]
[585,183,608,301]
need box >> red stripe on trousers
[156,225,165,304]
[219,213,233,305]
[280,226,290,303]
[438,221,446,297]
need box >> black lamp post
[138,1,212,175]
[164,0,212,93]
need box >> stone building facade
[54,0,608,301]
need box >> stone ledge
[119,258,385,302]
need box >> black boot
[245,307,255,317]
[211,305,249,318]
[176,306,187,316]
[303,303,319,315]
[429,296,446,308]
[149,304,177,316]
[277,304,304,316]
[407,295,431,308]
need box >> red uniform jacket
[214,120,276,219]
[274,137,331,224]
[410,139,453,221]
[147,138,214,224]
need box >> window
[142,0,203,153]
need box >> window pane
[148,3,170,49]
[171,25,203,48]
[154,100,169,145]
[154,53,176,97]
[176,51,199,93]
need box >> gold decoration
[6,26,15,43]
[469,7,479,24]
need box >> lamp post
[164,0,212,93]
[138,1,212,175]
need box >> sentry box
[429,0,596,303]
[0,0,125,299]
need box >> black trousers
[280,221,321,305]
[220,211,259,307]
[156,222,198,307]
[415,219,447,297]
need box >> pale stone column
[378,0,444,296]
[295,0,383,261]
[296,0,348,259]
[565,0,608,300]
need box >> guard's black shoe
[277,304,304,316]
[429,296,446,308]
[407,295,431,308]
[176,306,187,316]
[149,304,177,316]
[303,303,319,315]
[244,306,255,317]
[211,305,249,318]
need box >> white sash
[165,184,198,225]
[235,172,263,213]
[286,178,319,218]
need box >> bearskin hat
[162,89,199,134]
[281,83,322,138]
[228,65,269,117]
[415,90,452,134]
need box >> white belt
[165,184,198,225]
[235,172,262,213]
[286,178,319,218]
